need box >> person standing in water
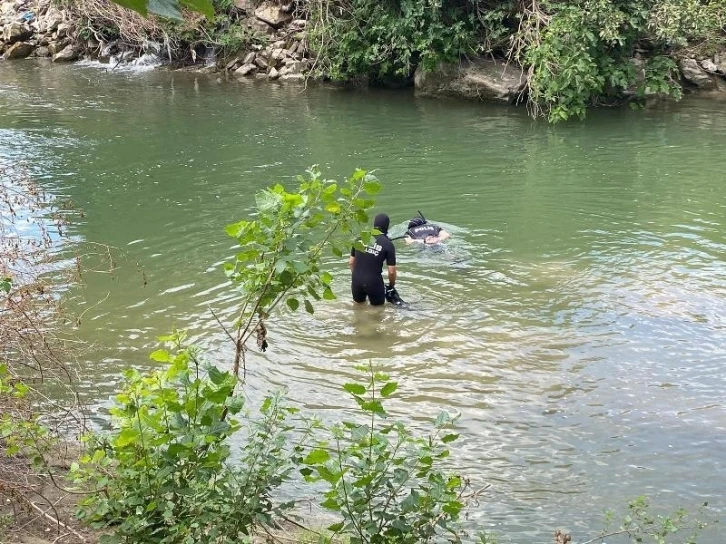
[349,213,397,305]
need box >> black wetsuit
[351,234,396,305]
[407,223,442,240]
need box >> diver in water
[349,213,403,305]
[404,211,451,245]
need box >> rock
[1,1,14,16]
[3,40,32,58]
[414,58,524,102]
[3,21,32,43]
[254,1,292,29]
[714,53,726,74]
[279,72,304,82]
[234,63,257,76]
[254,56,268,70]
[38,8,61,33]
[270,47,284,61]
[700,58,719,73]
[244,16,274,35]
[289,19,306,31]
[287,40,299,56]
[100,40,117,57]
[272,39,286,49]
[233,0,255,12]
[55,21,69,39]
[33,44,49,56]
[225,56,240,70]
[242,51,255,64]
[47,39,69,55]
[268,66,279,80]
[279,60,306,76]
[52,44,78,62]
[679,58,716,89]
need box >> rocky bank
[2,0,726,105]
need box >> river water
[1,61,725,542]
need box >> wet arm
[387,265,397,286]
[349,256,355,271]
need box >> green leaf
[322,287,336,300]
[286,297,299,311]
[441,433,459,444]
[115,429,138,448]
[304,299,314,314]
[343,383,366,395]
[304,448,331,464]
[149,349,171,363]
[180,0,213,18]
[321,497,341,511]
[380,382,398,397]
[107,0,147,16]
[325,201,341,214]
[360,400,386,416]
[148,0,181,19]
[0,277,11,293]
[327,522,344,532]
[363,180,382,195]
[207,366,228,385]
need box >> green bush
[302,363,476,544]
[309,0,478,81]
[73,332,311,544]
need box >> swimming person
[349,213,397,306]
[404,211,451,245]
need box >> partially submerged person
[349,213,398,306]
[404,212,451,245]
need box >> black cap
[373,213,390,235]
[408,216,426,229]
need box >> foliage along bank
[2,0,726,120]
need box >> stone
[233,0,255,12]
[254,56,268,70]
[52,44,78,62]
[234,63,257,76]
[225,56,240,70]
[701,58,719,74]
[1,1,14,16]
[33,44,49,57]
[3,21,32,43]
[270,47,284,61]
[3,40,32,58]
[242,51,255,64]
[100,40,117,57]
[47,39,69,55]
[287,40,299,56]
[55,21,69,39]
[272,39,286,49]
[414,58,524,102]
[279,72,304,82]
[289,19,306,31]
[254,1,292,29]
[38,8,62,33]
[679,58,716,89]
[268,66,279,80]
[244,16,274,35]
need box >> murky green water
[2,61,725,542]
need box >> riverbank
[2,0,726,116]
